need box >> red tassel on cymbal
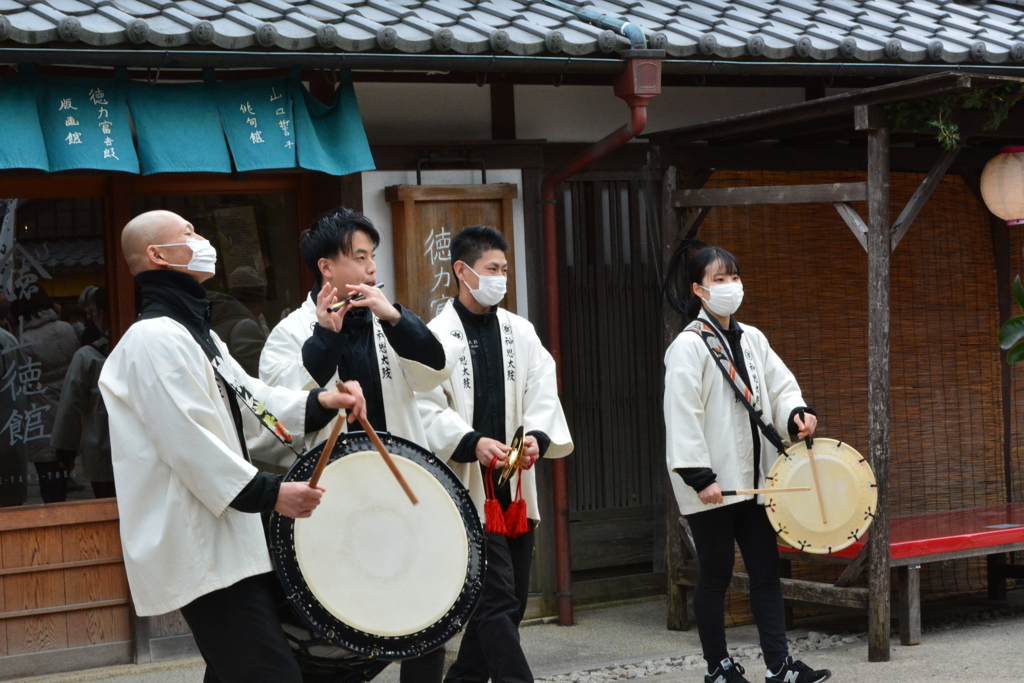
[485,498,508,535]
[484,458,508,535]
[504,473,530,537]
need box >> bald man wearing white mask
[99,210,367,683]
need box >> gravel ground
[13,595,1024,682]
[535,601,1024,683]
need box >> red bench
[668,503,1024,645]
[778,503,1024,645]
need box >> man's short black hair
[450,225,509,277]
[300,207,380,285]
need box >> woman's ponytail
[662,240,741,323]
[662,239,709,323]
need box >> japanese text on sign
[424,226,453,317]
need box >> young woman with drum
[663,241,832,683]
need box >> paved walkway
[10,596,1024,682]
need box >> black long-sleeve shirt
[300,294,445,432]
[447,298,549,507]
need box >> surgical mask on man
[465,265,507,307]
[154,238,218,274]
[699,282,743,317]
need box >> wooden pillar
[659,160,689,631]
[865,114,892,662]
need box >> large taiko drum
[764,438,877,555]
[266,432,485,676]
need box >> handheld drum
[764,438,877,555]
[267,432,485,669]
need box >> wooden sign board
[385,183,518,321]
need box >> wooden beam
[655,144,999,177]
[679,168,715,239]
[834,202,868,251]
[683,206,712,239]
[854,104,889,132]
[673,182,867,208]
[866,116,892,663]
[648,72,974,146]
[890,146,961,252]
[834,544,870,588]
[666,497,688,631]
[674,567,869,610]
[660,161,689,633]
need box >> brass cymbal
[498,426,526,486]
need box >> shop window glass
[1,197,112,507]
[130,194,302,378]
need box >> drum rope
[685,320,789,455]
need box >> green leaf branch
[999,273,1024,364]
[885,83,1024,151]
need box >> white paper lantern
[981,146,1024,225]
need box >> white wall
[354,82,807,144]
[360,169,530,321]
[514,85,806,141]
[355,83,493,143]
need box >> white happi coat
[99,317,312,616]
[259,297,461,459]
[664,308,807,517]
[420,301,573,523]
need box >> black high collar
[453,296,496,328]
[136,270,218,360]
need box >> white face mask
[465,264,507,307]
[699,282,743,317]
[154,238,218,274]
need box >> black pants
[686,500,788,672]
[180,573,302,683]
[398,647,446,683]
[444,529,535,683]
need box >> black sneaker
[765,656,831,683]
[705,657,749,683]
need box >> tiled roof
[2,0,1024,64]
[22,239,104,269]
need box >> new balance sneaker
[704,657,750,683]
[765,656,831,683]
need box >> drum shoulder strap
[684,320,788,454]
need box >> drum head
[765,438,877,555]
[268,432,485,660]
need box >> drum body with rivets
[267,431,485,665]
[764,438,877,555]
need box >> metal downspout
[541,49,662,626]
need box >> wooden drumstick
[309,413,345,489]
[720,487,810,496]
[336,383,419,505]
[805,436,828,525]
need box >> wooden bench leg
[988,553,1008,601]
[897,565,921,646]
[779,558,794,630]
